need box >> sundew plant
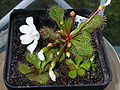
[18,0,111,84]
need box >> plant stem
[60,22,68,33]
[70,9,100,39]
[47,41,62,49]
[69,17,75,33]
[63,25,68,33]
[54,43,67,62]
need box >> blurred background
[0,0,120,54]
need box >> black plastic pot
[4,9,112,90]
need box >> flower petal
[32,30,40,40]
[105,0,111,6]
[27,40,38,54]
[38,50,45,61]
[19,25,33,34]
[26,17,36,30]
[49,70,56,81]
[20,35,33,44]
[75,15,88,27]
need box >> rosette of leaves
[47,7,103,78]
[66,55,96,78]
[44,6,104,57]
[18,49,57,84]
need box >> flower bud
[57,30,61,33]
[49,70,56,81]
[60,21,64,25]
[57,30,63,33]
[57,51,60,55]
[47,43,53,47]
[104,0,111,6]
[70,11,75,17]
[66,51,70,58]
[38,50,45,61]
[60,30,63,33]
[67,43,71,48]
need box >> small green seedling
[18,49,57,84]
[66,55,96,78]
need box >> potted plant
[4,0,112,90]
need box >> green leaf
[66,59,75,66]
[59,52,65,62]
[69,45,78,56]
[64,17,72,32]
[49,7,64,30]
[80,60,91,70]
[70,39,82,49]
[78,44,93,56]
[26,53,41,69]
[44,65,49,72]
[49,61,56,71]
[91,63,97,71]
[68,69,77,78]
[70,39,93,56]
[27,74,37,81]
[70,22,85,36]
[41,61,48,69]
[49,7,64,22]
[45,49,56,61]
[73,31,92,42]
[36,73,49,84]
[70,15,103,36]
[18,64,31,74]
[77,68,85,76]
[28,73,49,84]
[90,54,95,62]
[83,15,104,31]
[75,56,83,65]
[41,49,57,69]
[66,59,76,69]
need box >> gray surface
[0,29,8,53]
[53,0,72,9]
[104,38,120,90]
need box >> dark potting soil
[8,15,104,86]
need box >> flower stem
[69,16,75,33]
[70,9,100,39]
[60,22,68,33]
[47,41,62,49]
[54,43,67,62]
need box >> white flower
[38,50,45,61]
[19,17,40,54]
[75,15,88,27]
[104,0,111,6]
[49,70,56,81]
[98,0,111,10]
